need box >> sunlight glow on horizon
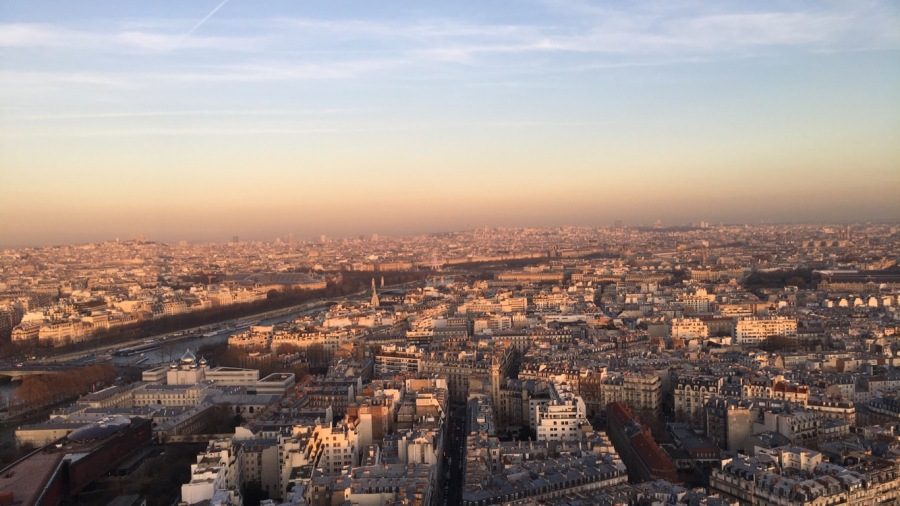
[1,0,899,245]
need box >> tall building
[674,375,725,429]
[534,394,589,442]
[490,347,518,427]
[706,397,753,452]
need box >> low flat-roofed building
[255,373,295,395]
[141,366,168,383]
[16,420,88,447]
[206,367,260,386]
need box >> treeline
[198,405,243,434]
[3,286,331,358]
[10,363,116,413]
[743,268,818,290]
[580,251,622,260]
[198,341,316,379]
[446,251,621,273]
[445,256,552,271]
[78,287,329,347]
[330,270,430,295]
[2,271,430,359]
[757,335,826,353]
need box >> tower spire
[370,277,380,307]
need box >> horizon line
[3,221,898,249]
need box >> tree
[12,363,116,412]
[306,343,331,373]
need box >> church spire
[370,277,380,307]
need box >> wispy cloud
[0,22,264,52]
[152,59,404,82]
[279,17,541,41]
[2,3,897,66]
[0,58,403,89]
[5,107,367,121]
[1,3,898,97]
[0,118,667,138]
[1,126,348,138]
[0,70,135,88]
[117,30,262,52]
[409,6,900,61]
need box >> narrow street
[443,404,467,506]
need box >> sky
[1,0,899,245]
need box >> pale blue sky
[1,1,899,245]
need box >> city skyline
[1,219,898,249]
[2,0,899,245]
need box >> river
[1,305,323,409]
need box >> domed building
[167,348,208,385]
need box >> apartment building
[736,316,798,345]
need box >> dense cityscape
[3,0,899,504]
[0,224,898,505]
